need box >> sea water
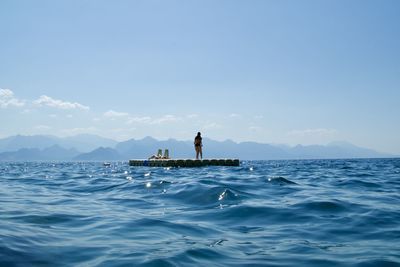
[0,159,399,267]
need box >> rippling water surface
[1,159,399,266]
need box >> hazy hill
[278,141,390,159]
[59,134,118,152]
[115,137,193,159]
[0,134,118,153]
[74,147,122,161]
[0,145,79,161]
[0,134,394,161]
[0,135,60,152]
[205,139,291,160]
[114,137,392,160]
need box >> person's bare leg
[199,147,202,159]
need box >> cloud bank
[103,110,129,118]
[0,89,25,108]
[34,95,89,110]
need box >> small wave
[166,186,242,207]
[137,258,176,267]
[218,189,238,201]
[177,247,229,263]
[336,179,380,188]
[231,225,264,233]
[11,213,85,225]
[215,205,311,226]
[293,200,349,214]
[136,247,230,267]
[124,218,221,238]
[355,259,400,267]
[267,176,298,185]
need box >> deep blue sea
[1,159,399,267]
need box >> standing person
[194,132,203,160]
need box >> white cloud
[0,88,25,108]
[0,89,13,98]
[103,110,129,118]
[151,115,181,124]
[66,114,73,118]
[33,95,89,110]
[127,114,182,125]
[254,115,264,120]
[287,128,337,137]
[229,113,241,118]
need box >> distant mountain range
[0,134,395,161]
[0,134,117,153]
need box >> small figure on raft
[194,132,203,160]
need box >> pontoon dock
[129,159,240,167]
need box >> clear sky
[1,0,399,154]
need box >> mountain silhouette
[0,134,117,153]
[74,147,122,161]
[0,134,394,161]
[0,145,79,161]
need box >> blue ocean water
[0,159,399,267]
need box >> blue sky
[1,0,399,154]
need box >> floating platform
[129,159,240,167]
